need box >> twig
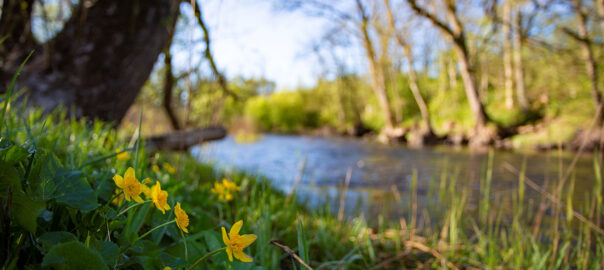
[270,240,313,270]
[404,241,459,270]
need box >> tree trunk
[4,0,179,123]
[145,126,227,152]
[574,0,602,123]
[448,57,457,89]
[512,8,529,110]
[356,1,394,130]
[162,47,181,130]
[503,0,515,109]
[0,0,35,69]
[407,0,489,130]
[384,0,432,134]
[438,56,447,93]
[453,45,488,128]
[404,46,433,135]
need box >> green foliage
[42,241,108,270]
[244,91,320,133]
[0,97,376,269]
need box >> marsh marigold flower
[163,162,176,174]
[151,181,171,214]
[222,179,241,191]
[211,182,233,201]
[174,202,189,233]
[113,167,144,203]
[221,220,256,262]
[152,165,160,173]
[115,149,131,161]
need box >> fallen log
[144,126,227,152]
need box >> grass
[2,90,604,269]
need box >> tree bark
[3,0,180,123]
[503,0,514,109]
[145,126,227,152]
[406,0,489,130]
[162,45,181,130]
[512,7,529,110]
[192,2,239,100]
[448,57,457,89]
[0,0,35,68]
[356,0,395,130]
[384,0,433,134]
[572,0,602,123]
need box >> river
[192,134,596,223]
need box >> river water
[192,134,596,223]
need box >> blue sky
[175,0,333,90]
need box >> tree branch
[405,0,455,38]
[190,1,240,100]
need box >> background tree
[406,0,491,141]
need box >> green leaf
[11,191,45,233]
[44,169,100,212]
[203,230,223,251]
[0,161,45,233]
[38,232,78,253]
[0,145,29,165]
[98,241,119,267]
[42,241,108,270]
[297,217,309,264]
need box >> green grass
[2,90,604,269]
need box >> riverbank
[4,104,604,268]
[243,119,604,152]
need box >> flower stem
[134,220,176,243]
[117,200,151,217]
[187,248,226,270]
[180,229,188,261]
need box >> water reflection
[192,134,595,222]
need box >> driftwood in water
[145,126,227,152]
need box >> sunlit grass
[2,90,603,268]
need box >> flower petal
[233,250,253,262]
[229,220,243,239]
[124,192,131,202]
[238,234,257,247]
[113,175,124,188]
[132,195,144,203]
[225,247,233,262]
[125,167,136,180]
[221,227,229,245]
[164,204,171,210]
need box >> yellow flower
[113,167,144,203]
[163,162,176,174]
[211,182,233,201]
[222,179,241,191]
[115,149,131,161]
[152,165,160,173]
[174,202,189,233]
[151,181,171,214]
[163,267,172,270]
[221,220,256,262]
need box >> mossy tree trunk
[1,0,180,123]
